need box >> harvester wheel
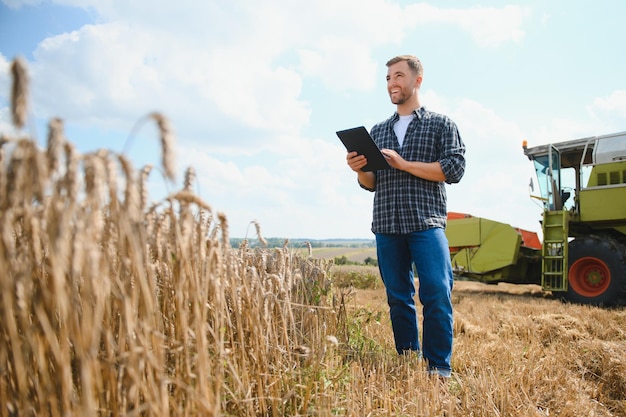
[566,235,626,306]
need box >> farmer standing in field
[346,55,466,378]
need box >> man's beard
[390,88,412,105]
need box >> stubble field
[296,246,377,264]
[337,268,626,416]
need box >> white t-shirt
[393,114,413,147]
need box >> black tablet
[336,126,390,172]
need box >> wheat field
[1,57,625,416]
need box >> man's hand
[381,148,446,182]
[347,151,376,190]
[346,151,368,173]
[381,149,406,170]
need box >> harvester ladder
[541,210,569,291]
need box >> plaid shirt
[361,107,466,234]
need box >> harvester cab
[523,131,626,305]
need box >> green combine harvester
[446,131,626,306]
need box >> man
[346,55,465,377]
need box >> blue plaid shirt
[361,107,466,234]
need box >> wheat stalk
[46,117,65,173]
[10,57,28,129]
[149,112,176,182]
[252,219,268,247]
[139,164,153,211]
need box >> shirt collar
[392,106,425,122]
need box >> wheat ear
[149,112,176,182]
[10,57,28,129]
[252,220,268,247]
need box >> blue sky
[1,0,625,239]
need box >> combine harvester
[446,131,626,306]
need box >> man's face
[386,61,421,105]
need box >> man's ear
[415,76,423,89]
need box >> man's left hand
[381,149,406,170]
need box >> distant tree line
[333,255,378,267]
[229,238,375,249]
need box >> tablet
[336,126,390,172]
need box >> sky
[1,0,625,240]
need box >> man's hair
[386,55,423,77]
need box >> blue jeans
[376,228,454,376]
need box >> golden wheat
[1,58,337,416]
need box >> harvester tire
[566,235,626,306]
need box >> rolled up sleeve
[439,121,466,184]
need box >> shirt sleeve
[439,119,466,184]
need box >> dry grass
[344,277,626,416]
[331,264,382,289]
[450,282,626,416]
[1,58,625,416]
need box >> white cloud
[12,1,533,142]
[530,118,597,146]
[32,23,166,123]
[527,91,626,145]
[589,90,626,122]
[176,133,377,238]
[0,107,13,135]
[404,4,530,47]
[0,54,10,104]
[205,50,310,134]
[297,41,379,92]
[23,22,310,157]
[22,6,317,140]
[443,97,541,232]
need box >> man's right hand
[346,151,368,173]
[347,151,376,190]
